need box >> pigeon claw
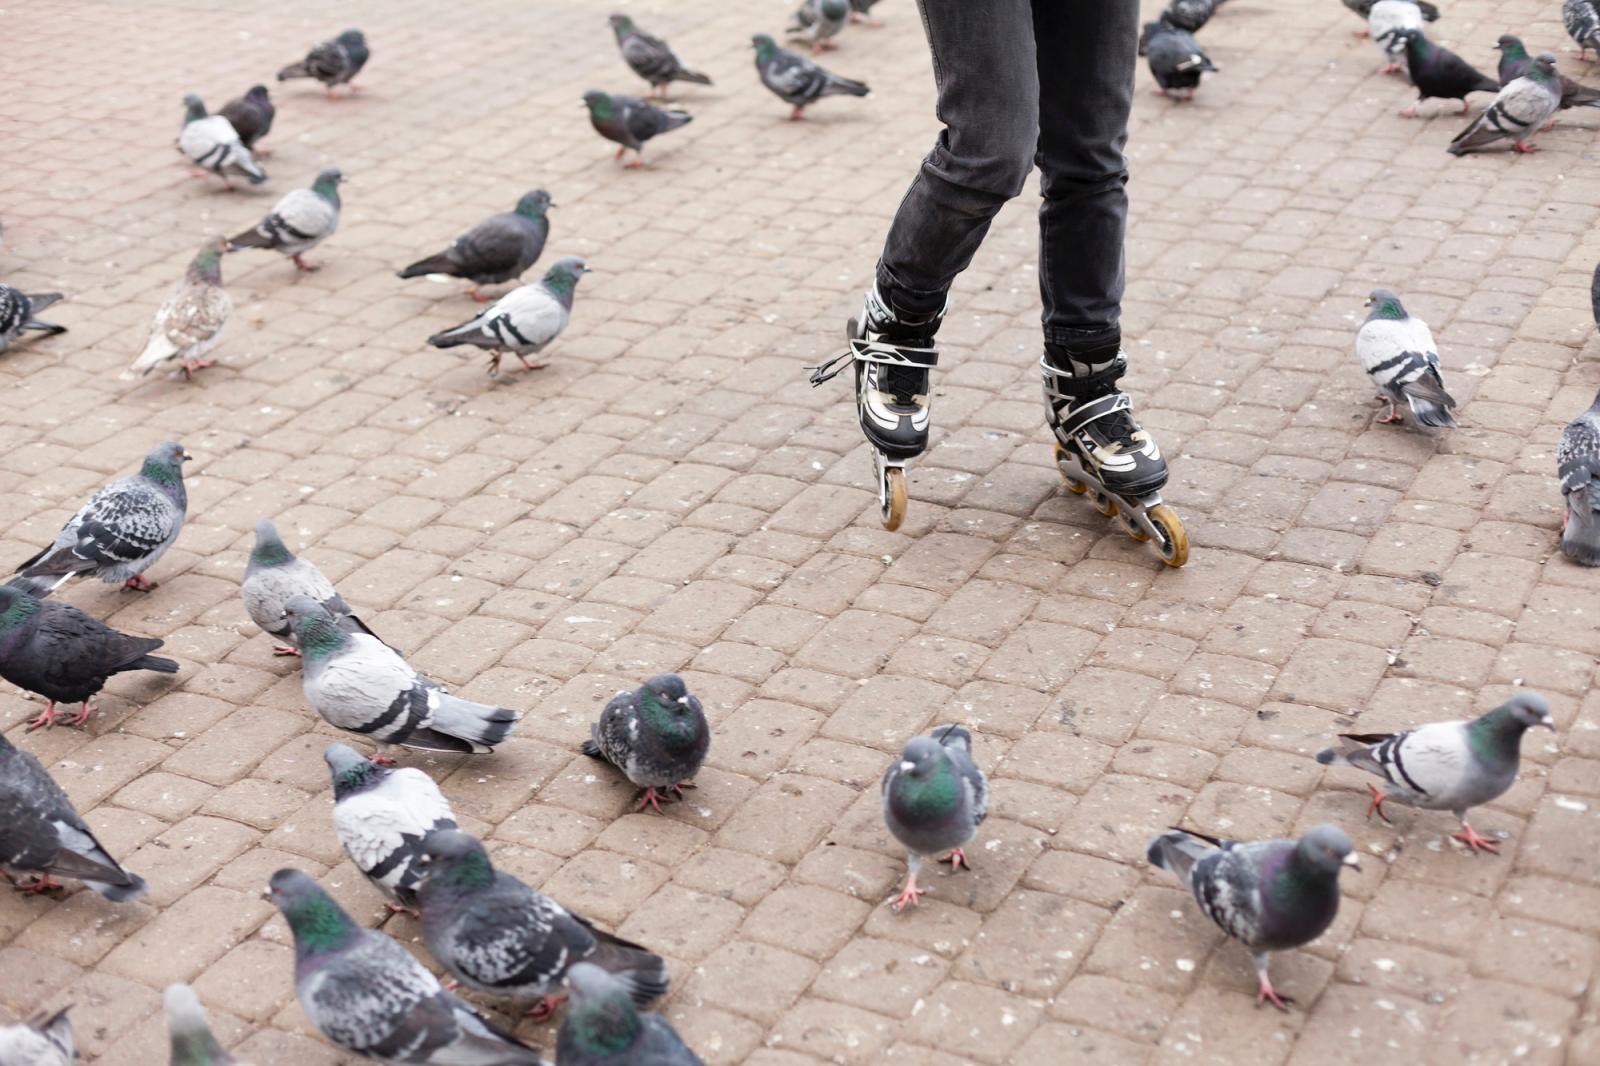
[890,874,927,912]
[636,787,670,814]
[66,700,97,728]
[487,351,504,377]
[383,902,421,917]
[667,781,698,799]
[369,754,399,768]
[24,702,61,732]
[1376,403,1405,425]
[123,574,158,592]
[516,355,549,372]
[789,105,807,120]
[1512,141,1538,154]
[1451,822,1500,854]
[940,847,970,872]
[9,874,65,897]
[1365,783,1393,824]
[524,994,568,1021]
[272,644,303,657]
[1255,978,1294,1013]
[291,254,322,272]
[468,288,492,303]
[181,358,216,380]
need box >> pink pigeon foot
[468,288,492,302]
[1365,782,1393,823]
[273,644,302,657]
[66,699,96,728]
[524,994,568,1021]
[1452,822,1500,854]
[1377,403,1405,425]
[24,702,61,732]
[181,358,216,380]
[891,872,926,912]
[1512,141,1538,153]
[667,781,697,799]
[291,254,321,272]
[636,787,670,813]
[1256,976,1295,1012]
[790,105,807,120]
[369,754,398,768]
[123,574,158,591]
[1399,104,1418,117]
[9,874,65,896]
[940,847,970,871]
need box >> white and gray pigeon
[243,518,381,656]
[556,963,705,1066]
[608,16,713,98]
[1149,825,1359,1011]
[427,256,588,377]
[398,190,553,301]
[227,168,343,272]
[1448,53,1562,154]
[128,237,231,380]
[165,983,242,1066]
[1368,0,1424,71]
[881,723,988,912]
[416,830,669,1021]
[581,674,709,814]
[1316,691,1554,854]
[177,94,266,189]
[283,596,520,755]
[788,0,850,54]
[1566,0,1600,59]
[1355,288,1457,428]
[267,868,551,1065]
[0,285,67,352]
[277,29,370,96]
[1343,0,1439,28]
[0,1007,75,1066]
[10,440,190,596]
[752,33,869,119]
[325,743,457,912]
[1558,386,1600,566]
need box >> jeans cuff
[874,263,949,317]
[1043,323,1121,350]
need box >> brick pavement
[2,0,1599,1062]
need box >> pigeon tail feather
[587,933,670,1006]
[1147,829,1212,884]
[129,653,180,674]
[430,694,519,749]
[398,253,456,279]
[23,293,63,314]
[87,870,149,903]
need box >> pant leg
[875,0,1038,314]
[1032,0,1139,344]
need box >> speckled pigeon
[788,0,849,54]
[11,440,190,596]
[881,723,988,912]
[0,584,178,730]
[608,16,712,98]
[0,1007,74,1066]
[1355,288,1456,428]
[752,33,868,118]
[227,167,343,272]
[1161,0,1227,33]
[1448,53,1562,154]
[1369,0,1425,72]
[1141,19,1218,100]
[283,596,519,755]
[1496,35,1600,113]
[556,963,704,1066]
[129,238,231,380]
[278,29,369,96]
[1396,30,1497,115]
[1317,692,1554,853]
[219,86,274,152]
[581,674,709,814]
[1558,387,1600,566]
[398,191,553,302]
[582,91,691,167]
[427,256,587,377]
[417,830,669,1021]
[267,868,550,1065]
[1566,0,1600,58]
[0,286,66,352]
[165,984,240,1065]
[177,94,266,189]
[1343,0,1438,36]
[243,518,380,656]
[1149,825,1358,1011]
[325,743,457,912]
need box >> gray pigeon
[227,168,343,272]
[243,518,380,656]
[1558,387,1600,566]
[0,584,179,730]
[267,868,550,1065]
[1343,0,1439,26]
[1566,0,1600,59]
[848,0,883,25]
[11,440,190,596]
[1395,30,1499,116]
[608,16,713,98]
[581,91,692,167]
[1593,259,1599,328]
[1161,0,1227,33]
[0,285,67,352]
[325,743,457,912]
[278,29,370,96]
[0,1007,74,1066]
[0,726,148,898]
[788,0,850,54]
[218,85,274,153]
[177,94,267,189]
[1448,53,1562,154]
[1496,35,1600,114]
[1149,825,1358,1011]
[556,963,704,1066]
[1141,18,1219,100]
[128,237,231,380]
[417,830,669,1021]
[581,674,709,813]
[881,723,988,912]
[1316,692,1554,854]
[752,33,869,119]
[165,984,240,1065]
[1368,0,1424,70]
[427,257,588,377]
[1355,289,1456,428]
[283,596,520,754]
[398,191,553,302]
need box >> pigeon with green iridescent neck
[582,674,709,813]
[556,963,704,1066]
[1317,692,1553,854]
[165,984,241,1065]
[751,33,868,119]
[227,167,343,272]
[243,518,380,656]
[1395,30,1497,116]
[1560,386,1600,565]
[129,238,231,380]
[1355,288,1456,428]
[1496,35,1600,113]
[267,868,550,1065]
[582,91,691,167]
[881,723,988,912]
[1161,0,1227,33]
[177,94,266,189]
[1566,0,1600,59]
[1448,53,1561,154]
[1149,825,1358,1011]
[0,1007,74,1066]
[788,0,849,54]
[608,16,712,98]
[399,190,552,302]
[326,743,457,912]
[0,286,66,352]
[277,29,369,97]
[428,256,588,377]
[219,85,274,153]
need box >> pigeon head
[1533,52,1559,76]
[246,84,271,102]
[311,168,344,201]
[266,868,359,957]
[338,29,366,46]
[282,595,345,658]
[897,736,946,779]
[582,90,615,119]
[542,256,589,305]
[188,238,227,285]
[415,829,496,895]
[637,673,703,746]
[1364,287,1407,321]
[562,962,642,1056]
[249,518,294,569]
[752,33,779,62]
[609,13,636,35]
[1498,691,1555,732]
[324,743,383,798]
[888,735,961,820]
[164,984,229,1066]
[141,442,192,487]
[1294,825,1360,877]
[0,584,42,632]
[515,189,554,219]
[1494,34,1526,57]
[182,93,207,121]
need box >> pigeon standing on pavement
[582,91,692,167]
[881,724,988,912]
[243,518,379,656]
[11,440,191,596]
[1140,18,1219,100]
[267,868,550,1065]
[1368,0,1426,72]
[1149,825,1358,1011]
[177,94,266,189]
[325,743,458,912]
[0,285,66,351]
[218,85,275,153]
[226,167,343,272]
[1355,288,1457,428]
[1162,0,1227,33]
[165,984,239,1066]
[277,29,370,96]
[1566,0,1600,59]
[0,1008,74,1066]
[1561,387,1600,565]
[1395,30,1498,114]
[582,674,709,813]
[788,0,850,54]
[283,596,520,754]
[1316,692,1554,853]
[128,238,231,380]
[398,190,553,302]
[1343,0,1438,36]
[427,256,588,377]
[1496,34,1600,113]
[752,33,870,119]
[1448,53,1562,153]
[557,963,704,1066]
[608,15,712,98]
[417,830,669,1021]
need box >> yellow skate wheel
[1148,504,1189,567]
[1118,510,1152,542]
[881,467,908,532]
[1053,443,1088,493]
[1092,492,1119,517]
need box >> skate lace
[879,363,927,405]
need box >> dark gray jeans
[876,0,1138,345]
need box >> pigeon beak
[676,695,689,706]
[1537,715,1556,731]
[1341,853,1362,870]
[898,760,915,773]
[181,450,194,461]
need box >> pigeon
[608,15,713,98]
[1594,258,1600,327]
[267,868,550,1065]
[1369,0,1425,72]
[128,238,231,380]
[1343,0,1438,36]
[165,984,240,1065]
[1140,19,1219,100]
[177,94,266,189]
[0,584,180,730]
[582,91,692,167]
[277,29,370,96]
[11,440,191,597]
[1560,387,1600,565]
[788,0,850,54]
[0,1007,74,1066]
[581,674,709,814]
[243,518,380,656]
[1161,0,1227,33]
[218,85,275,153]
[1449,52,1562,153]
[325,743,457,912]
[1354,288,1457,428]
[427,256,588,377]
[1395,30,1497,115]
[881,723,988,912]
[0,285,66,352]
[1566,0,1600,59]
[556,963,704,1066]
[0,726,149,898]
[1149,825,1358,1011]
[282,596,520,754]
[1316,692,1554,854]
[752,33,869,119]
[416,830,669,1021]
[398,190,553,302]
[848,0,884,26]
[1497,34,1600,114]
[226,167,343,272]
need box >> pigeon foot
[891,873,927,912]
[636,787,671,814]
[369,754,398,768]
[291,255,321,272]
[181,358,216,380]
[66,699,97,728]
[24,702,61,731]
[123,574,158,591]
[8,873,65,896]
[524,994,568,1021]
[272,644,303,657]
[941,847,970,871]
[1377,403,1405,425]
[1365,782,1393,823]
[383,902,421,917]
[667,781,697,799]
[516,356,549,371]
[468,288,492,303]
[1256,977,1295,1012]
[1452,822,1500,854]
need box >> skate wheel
[1053,443,1088,494]
[1118,510,1152,542]
[1147,504,1189,567]
[1092,492,1119,517]
[881,467,908,532]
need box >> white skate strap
[1058,393,1130,438]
